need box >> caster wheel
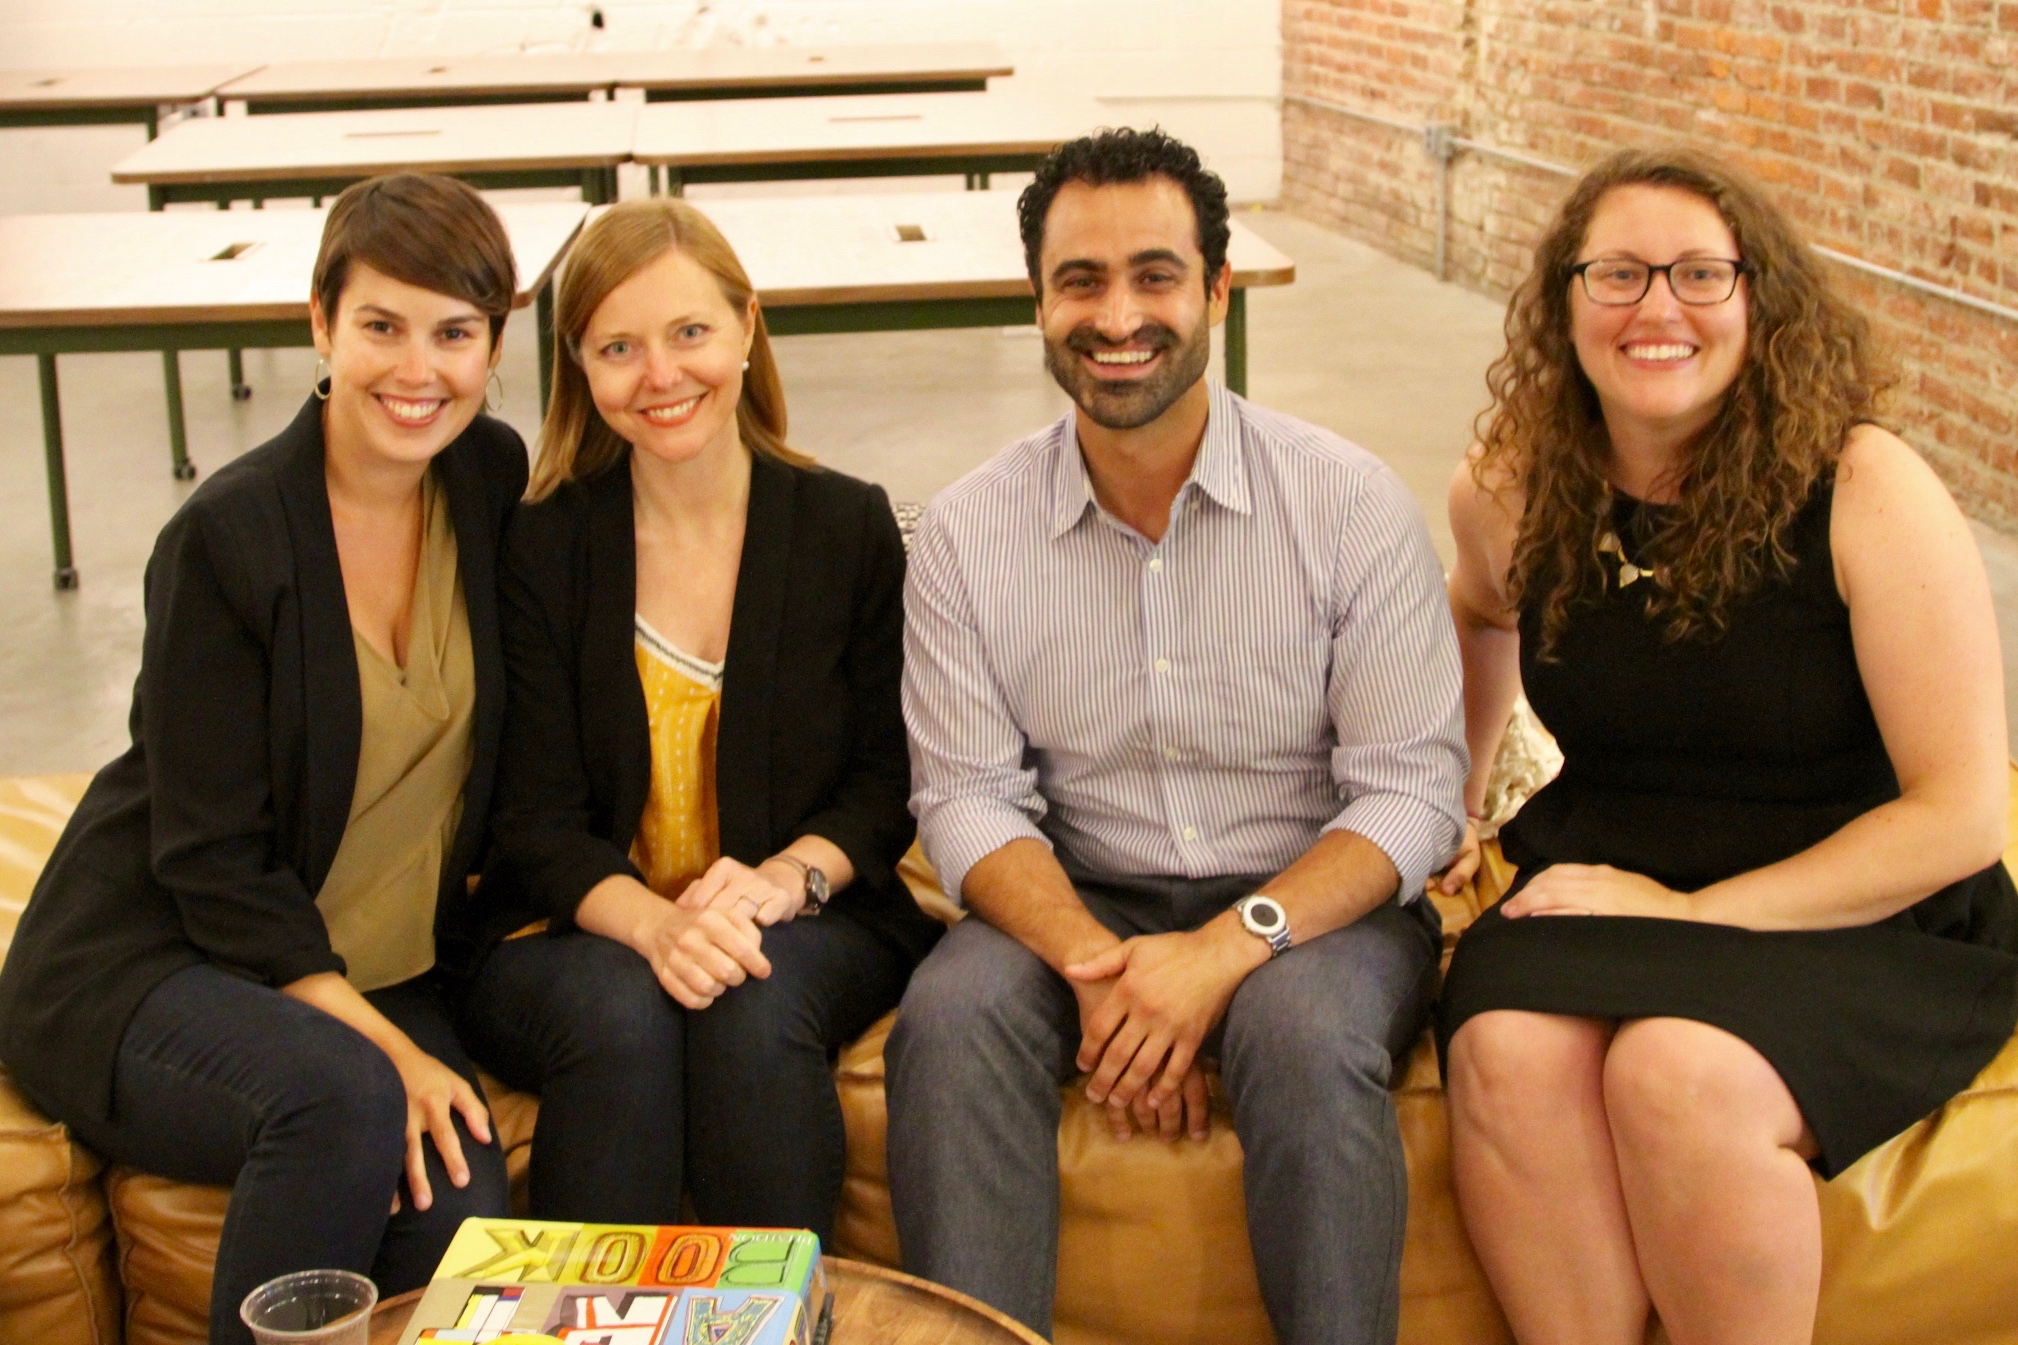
[174,461,198,481]
[231,384,253,402]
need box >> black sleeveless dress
[1436,485,2018,1177]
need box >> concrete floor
[3,204,2017,775]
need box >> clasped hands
[1433,819,1690,918]
[1061,919,1267,1144]
[631,856,806,1010]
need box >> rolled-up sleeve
[901,510,1051,904]
[1320,468,1469,900]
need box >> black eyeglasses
[1569,257,1746,306]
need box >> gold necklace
[1598,530,1660,587]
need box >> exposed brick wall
[1282,0,2018,527]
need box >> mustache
[1063,323,1181,356]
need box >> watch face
[1241,897,1284,934]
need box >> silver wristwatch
[1233,895,1292,957]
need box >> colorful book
[393,1218,828,1345]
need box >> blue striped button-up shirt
[903,383,1468,906]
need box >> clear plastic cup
[239,1269,378,1345]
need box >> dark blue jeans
[55,964,507,1345]
[457,911,911,1243]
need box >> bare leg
[1448,1010,1650,1345]
[1604,1018,1821,1345]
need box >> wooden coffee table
[368,1256,1045,1345]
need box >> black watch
[773,853,830,917]
[800,864,830,917]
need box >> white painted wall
[0,0,1281,214]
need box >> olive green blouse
[314,472,475,991]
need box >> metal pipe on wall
[1282,92,2018,327]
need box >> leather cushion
[0,1065,121,1345]
[0,775,119,1345]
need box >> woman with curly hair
[1436,146,2017,1345]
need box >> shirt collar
[1046,382,1251,541]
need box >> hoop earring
[311,358,330,401]
[485,370,504,413]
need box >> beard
[1043,316,1212,431]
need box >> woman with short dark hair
[0,174,525,1345]
[1437,147,2017,1345]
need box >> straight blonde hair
[528,198,810,501]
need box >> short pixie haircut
[311,174,516,345]
[1016,127,1231,298]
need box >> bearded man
[887,128,1467,1345]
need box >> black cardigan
[468,451,940,967]
[0,395,527,1126]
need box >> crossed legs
[1447,1011,1820,1345]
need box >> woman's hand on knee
[675,856,801,926]
[634,900,773,1010]
[1503,864,1689,920]
[389,1046,491,1213]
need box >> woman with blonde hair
[1437,146,2016,1345]
[456,198,940,1234]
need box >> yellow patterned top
[630,615,723,898]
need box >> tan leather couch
[6,772,2018,1345]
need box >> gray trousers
[885,869,1440,1345]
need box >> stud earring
[311,358,330,400]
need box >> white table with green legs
[682,189,1295,392]
[0,202,587,588]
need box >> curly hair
[1476,146,1892,653]
[1017,127,1231,297]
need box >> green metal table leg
[1225,288,1248,397]
[537,280,555,414]
[219,200,251,399]
[37,355,78,589]
[163,351,196,480]
[649,164,662,197]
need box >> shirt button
[1162,745,1179,761]
[1154,658,1170,674]
[1148,557,1164,573]
[1181,826,1199,842]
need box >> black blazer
[0,395,527,1126]
[469,451,940,966]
